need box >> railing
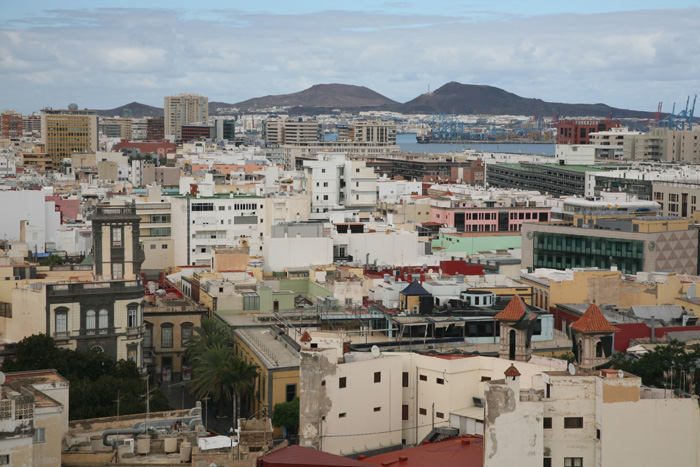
[126,325,145,336]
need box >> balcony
[47,280,143,297]
[53,331,70,341]
[126,325,145,337]
[78,327,116,338]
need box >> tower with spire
[494,294,538,362]
[571,303,620,370]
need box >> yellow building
[0,370,69,467]
[233,326,300,437]
[40,108,98,167]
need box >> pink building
[46,195,80,223]
[431,201,550,233]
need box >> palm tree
[229,357,260,423]
[189,342,259,419]
[184,316,231,365]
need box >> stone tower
[571,303,620,370]
[92,203,144,281]
[494,294,538,362]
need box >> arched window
[181,322,194,347]
[90,345,104,353]
[596,341,603,358]
[86,309,96,335]
[578,340,584,363]
[98,308,109,334]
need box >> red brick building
[1,111,22,139]
[557,119,620,144]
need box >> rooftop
[234,327,300,370]
[571,304,620,334]
[365,436,484,467]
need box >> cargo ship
[416,128,431,144]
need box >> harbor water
[396,133,555,156]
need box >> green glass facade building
[532,232,644,274]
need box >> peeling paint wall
[484,380,543,467]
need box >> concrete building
[521,215,698,275]
[556,119,620,145]
[40,108,98,167]
[0,370,69,467]
[484,307,700,467]
[299,348,567,456]
[1,110,22,139]
[264,117,320,145]
[302,153,378,219]
[164,93,209,140]
[338,121,397,144]
[486,163,607,197]
[588,127,642,159]
[430,199,550,233]
[170,188,267,267]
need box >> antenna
[568,363,576,376]
[371,345,381,359]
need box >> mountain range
[96,83,655,119]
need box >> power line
[319,420,452,439]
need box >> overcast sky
[1,1,699,114]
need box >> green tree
[40,254,64,266]
[613,339,700,394]
[189,342,259,418]
[2,334,171,420]
[184,316,232,365]
[272,397,299,438]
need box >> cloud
[0,7,698,114]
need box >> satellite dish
[568,363,576,376]
[371,345,381,359]
[618,370,624,379]
[0,372,5,385]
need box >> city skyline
[1,2,699,114]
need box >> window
[243,292,260,311]
[564,417,583,429]
[323,195,328,201]
[0,455,8,465]
[402,405,409,420]
[234,215,258,224]
[98,308,109,333]
[543,417,552,429]
[543,459,552,467]
[150,244,156,249]
[55,311,67,333]
[419,408,427,415]
[33,427,45,444]
[481,376,491,382]
[596,429,601,440]
[112,263,123,280]
[286,384,297,402]
[374,407,381,412]
[374,372,381,383]
[191,203,214,211]
[436,412,444,419]
[127,306,138,328]
[112,227,122,247]
[161,324,173,348]
[181,323,193,346]
[339,377,347,388]
[402,372,409,387]
[86,309,96,334]
[419,374,427,381]
[162,244,168,249]
[339,413,346,418]
[564,458,583,467]
[143,324,153,348]
[127,346,137,362]
[436,378,444,385]
[596,341,603,358]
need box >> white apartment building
[170,186,267,267]
[300,348,564,456]
[164,93,209,140]
[377,179,422,203]
[484,368,700,467]
[264,117,320,145]
[588,127,642,159]
[302,152,378,220]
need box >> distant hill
[96,102,163,118]
[397,82,652,118]
[223,84,398,112]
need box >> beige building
[164,93,209,140]
[338,121,397,144]
[299,348,567,456]
[0,370,69,467]
[41,108,98,167]
[264,117,319,145]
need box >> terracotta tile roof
[571,303,620,334]
[300,331,312,343]
[493,294,528,321]
[504,364,521,378]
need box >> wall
[263,237,333,272]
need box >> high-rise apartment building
[164,93,209,140]
[147,116,165,141]
[40,108,98,167]
[264,117,320,145]
[1,111,22,139]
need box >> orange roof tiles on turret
[571,303,620,333]
[493,294,528,321]
[504,364,521,378]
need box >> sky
[1,1,699,114]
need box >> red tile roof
[571,304,620,334]
[364,436,483,467]
[493,295,528,322]
[257,445,376,466]
[504,364,521,378]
